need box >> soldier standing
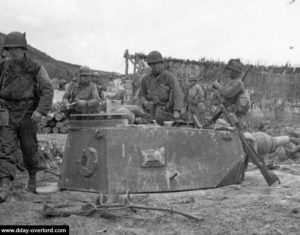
[138,51,183,124]
[0,32,54,202]
[187,76,206,125]
[63,66,100,114]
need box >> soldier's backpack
[235,89,251,115]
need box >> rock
[170,196,195,204]
[291,208,299,214]
[259,225,284,235]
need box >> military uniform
[139,70,183,117]
[187,83,206,124]
[63,81,100,114]
[0,56,53,180]
[219,78,245,115]
[213,59,246,118]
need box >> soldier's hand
[31,111,43,122]
[66,102,76,110]
[173,110,180,119]
[212,80,222,90]
[76,100,88,108]
[144,101,153,110]
[65,103,71,110]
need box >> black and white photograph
[0,0,299,234]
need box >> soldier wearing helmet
[187,76,206,125]
[138,51,183,123]
[212,58,246,116]
[0,32,53,201]
[63,65,100,114]
[91,71,105,99]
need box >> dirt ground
[0,134,300,235]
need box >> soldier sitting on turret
[138,50,184,125]
[63,66,100,114]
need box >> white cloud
[1,0,299,74]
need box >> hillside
[0,32,123,81]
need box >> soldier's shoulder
[194,83,203,89]
[163,70,177,79]
[163,70,174,76]
[163,70,179,83]
[89,82,98,88]
[25,56,43,75]
[140,73,152,83]
[235,78,245,86]
[141,72,151,79]
[26,56,42,68]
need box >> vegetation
[0,32,122,82]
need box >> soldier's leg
[198,103,206,125]
[187,105,194,122]
[0,125,19,202]
[193,105,205,126]
[0,125,19,179]
[19,115,43,193]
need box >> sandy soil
[0,163,299,235]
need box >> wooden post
[133,61,137,74]
[124,49,129,78]
[133,55,137,74]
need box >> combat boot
[0,177,11,203]
[27,172,37,194]
[30,163,46,174]
[27,163,47,193]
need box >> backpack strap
[0,59,8,90]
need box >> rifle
[241,65,253,82]
[219,104,280,186]
[208,65,253,124]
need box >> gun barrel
[241,65,253,81]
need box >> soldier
[64,77,77,91]
[0,32,54,202]
[138,51,183,124]
[91,71,105,99]
[62,65,100,114]
[187,76,206,125]
[212,59,248,118]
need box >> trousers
[188,103,206,124]
[0,113,39,179]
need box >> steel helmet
[188,76,198,82]
[3,32,27,50]
[59,79,68,87]
[146,51,163,65]
[93,71,100,77]
[79,65,92,76]
[225,59,243,73]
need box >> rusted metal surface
[59,114,246,193]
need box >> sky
[1,0,299,73]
